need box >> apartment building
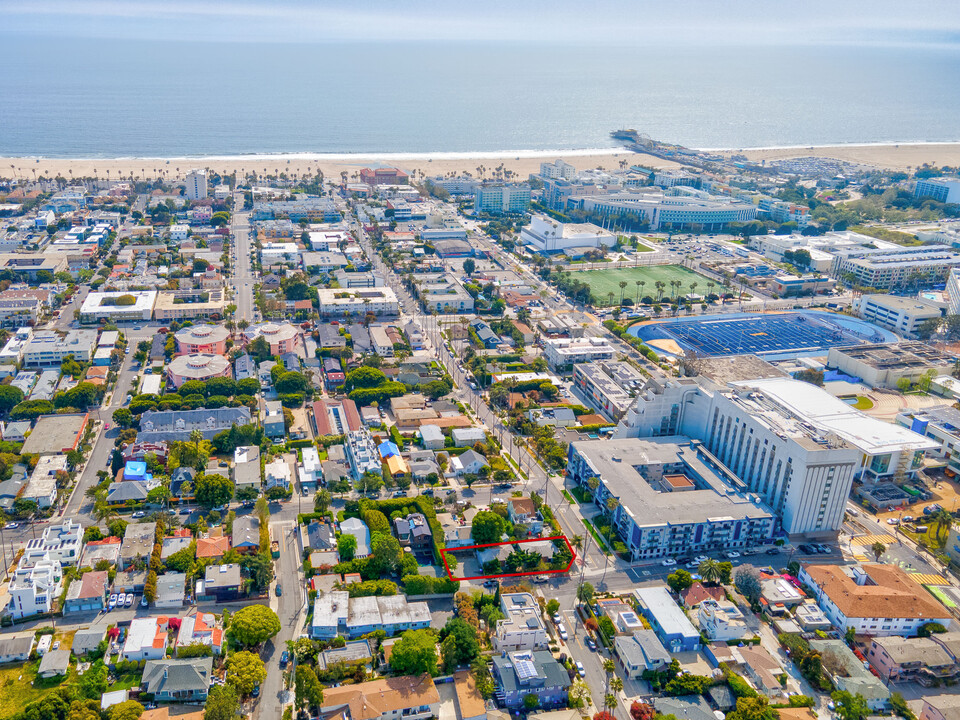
[492,593,549,652]
[184,169,208,200]
[316,287,399,318]
[800,563,951,637]
[474,184,532,215]
[8,555,62,619]
[573,360,646,421]
[543,337,616,370]
[22,330,97,367]
[915,178,960,205]
[568,438,775,560]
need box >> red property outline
[440,536,576,581]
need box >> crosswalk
[850,534,895,546]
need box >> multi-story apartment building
[345,429,381,481]
[174,324,230,355]
[316,287,399,318]
[567,438,775,560]
[21,330,97,368]
[8,554,62,619]
[539,159,576,180]
[184,169,208,200]
[573,360,646,421]
[473,184,532,215]
[492,593,549,652]
[800,563,951,637]
[24,520,83,566]
[242,322,302,355]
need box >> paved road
[231,195,255,323]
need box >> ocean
[1,37,959,158]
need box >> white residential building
[79,291,158,323]
[299,446,321,488]
[185,170,208,201]
[539,159,577,181]
[8,555,62,619]
[800,563,951,637]
[947,268,960,316]
[24,520,83,566]
[345,429,381,481]
[493,593,549,652]
[316,288,399,318]
[264,458,291,490]
[169,224,189,241]
[697,599,748,641]
[915,178,960,205]
[122,617,169,661]
[23,455,69,508]
[22,330,97,367]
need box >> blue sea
[1,38,960,157]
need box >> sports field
[574,265,711,306]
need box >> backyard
[571,265,713,306]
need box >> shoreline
[2,141,960,182]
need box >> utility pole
[572,522,592,637]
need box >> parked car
[4,522,19,530]
[585,637,597,651]
[766,548,780,555]
[275,584,282,597]
[132,511,146,519]
[124,594,134,608]
[726,551,741,559]
[108,594,118,610]
[576,661,586,678]
[557,623,568,641]
[280,651,289,668]
[661,558,677,567]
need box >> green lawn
[0,661,67,718]
[572,265,712,306]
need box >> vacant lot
[573,265,711,306]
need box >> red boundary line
[440,535,576,581]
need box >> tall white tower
[185,169,208,200]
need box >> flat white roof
[730,377,936,455]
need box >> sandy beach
[723,142,960,170]
[2,143,959,184]
[0,149,677,184]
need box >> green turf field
[573,265,712,306]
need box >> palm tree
[934,508,954,544]
[870,541,886,562]
[587,477,600,497]
[571,535,583,550]
[618,280,628,306]
[607,291,616,307]
[189,429,203,465]
[610,677,623,696]
[699,558,722,584]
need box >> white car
[887,518,899,525]
[557,623,568,641]
[661,558,677,567]
[132,511,146,519]
[576,661,586,678]
[726,551,741,559]
[108,593,118,610]
[694,555,709,563]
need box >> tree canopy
[230,605,281,646]
[389,629,438,676]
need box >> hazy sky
[1,0,959,45]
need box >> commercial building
[567,438,774,560]
[564,190,757,232]
[319,674,439,720]
[491,651,570,709]
[634,586,700,652]
[21,413,88,456]
[492,592,548,652]
[852,294,942,338]
[80,291,157,323]
[573,360,646,421]
[184,170,208,200]
[166,353,232,388]
[831,245,960,291]
[22,330,97,367]
[827,342,954,390]
[474,184,532,215]
[543,337,616,369]
[617,376,934,533]
[800,563,951,637]
[915,178,960,205]
[0,254,67,281]
[359,167,409,186]
[316,287,399,318]
[519,215,616,255]
[174,325,230,355]
[896,405,960,474]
